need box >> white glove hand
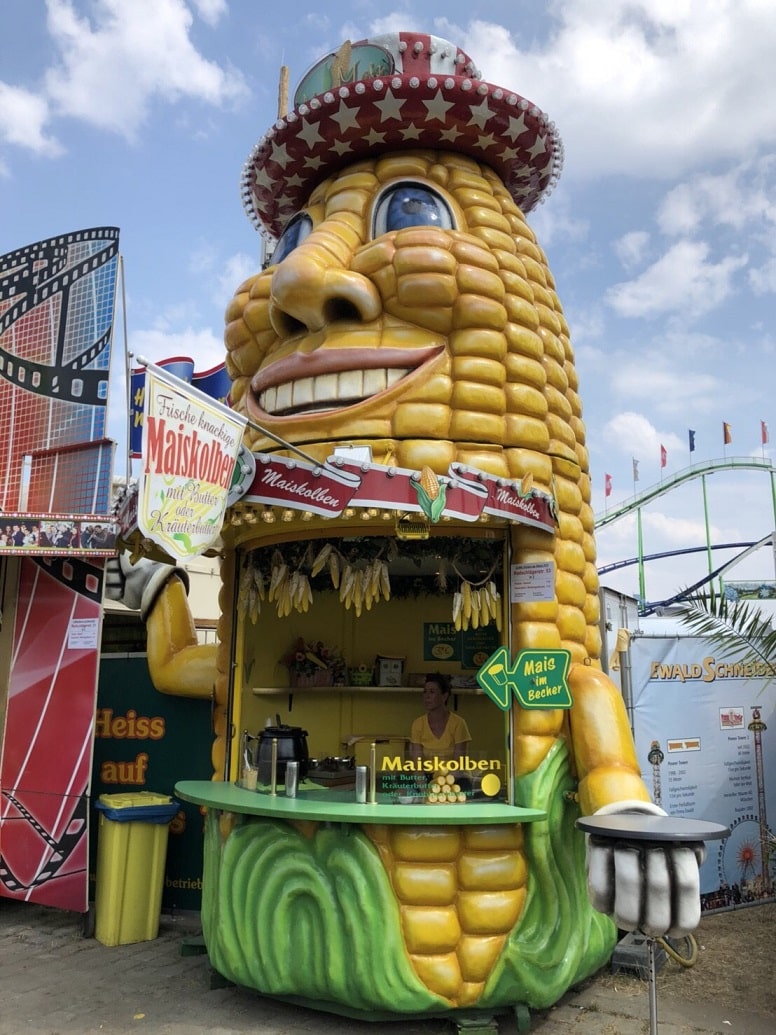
[585,801,707,938]
[104,552,189,619]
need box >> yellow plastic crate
[94,791,178,947]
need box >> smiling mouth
[259,367,410,416]
[251,345,442,419]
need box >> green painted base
[208,967,233,990]
[454,1014,500,1033]
[246,991,521,1029]
[179,935,207,956]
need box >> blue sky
[2,0,775,605]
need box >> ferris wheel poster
[629,635,776,912]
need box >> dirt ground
[594,902,775,1018]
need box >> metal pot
[257,723,309,784]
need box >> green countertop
[175,779,546,826]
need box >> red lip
[250,345,442,394]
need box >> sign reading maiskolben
[139,359,247,560]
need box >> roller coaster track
[626,534,775,615]
[592,457,776,613]
[594,456,775,529]
[598,542,760,575]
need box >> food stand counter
[174,778,559,1026]
[175,778,545,824]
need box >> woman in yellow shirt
[409,673,471,764]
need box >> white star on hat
[270,140,292,169]
[467,97,494,130]
[298,120,324,150]
[505,112,530,143]
[423,90,456,123]
[374,91,406,122]
[438,125,462,144]
[331,102,361,133]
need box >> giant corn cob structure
[135,32,658,1020]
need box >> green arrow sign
[476,647,572,710]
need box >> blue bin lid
[96,792,179,824]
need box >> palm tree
[673,588,776,684]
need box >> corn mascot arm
[104,553,216,699]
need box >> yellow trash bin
[94,791,179,946]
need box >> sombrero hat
[241,31,564,237]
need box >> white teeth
[313,373,338,402]
[337,369,363,399]
[275,382,293,411]
[363,369,388,394]
[291,377,314,407]
[259,368,410,415]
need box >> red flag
[605,473,612,497]
[723,422,732,444]
[660,444,667,468]
[762,420,769,445]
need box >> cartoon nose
[269,247,382,337]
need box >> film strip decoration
[0,791,87,893]
[0,227,119,407]
[0,516,117,559]
[32,555,107,603]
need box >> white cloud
[609,357,720,416]
[614,230,650,270]
[187,245,260,307]
[129,325,226,371]
[0,83,61,155]
[749,258,776,295]
[216,251,259,304]
[191,0,227,27]
[655,184,705,236]
[528,186,589,247]
[43,0,248,140]
[644,509,713,550]
[566,307,606,347]
[601,410,684,460]
[606,240,747,318]
[462,1,776,181]
[657,159,776,236]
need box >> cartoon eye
[373,184,454,236]
[269,213,313,265]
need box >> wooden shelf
[251,685,483,696]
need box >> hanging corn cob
[452,578,503,632]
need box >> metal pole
[637,507,646,606]
[701,473,713,580]
[647,936,659,1035]
[505,534,515,807]
[119,254,131,487]
[618,600,635,735]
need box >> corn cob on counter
[127,30,658,1027]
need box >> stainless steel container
[285,760,299,798]
[355,765,369,803]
